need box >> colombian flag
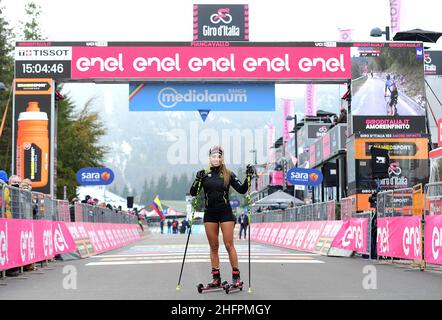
[151,195,165,219]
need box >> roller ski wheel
[197,281,228,294]
[224,281,244,294]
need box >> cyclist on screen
[384,74,399,115]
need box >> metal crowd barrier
[352,211,373,258]
[340,196,355,221]
[375,186,427,270]
[1,183,33,219]
[423,182,442,271]
[0,181,139,280]
[78,203,137,224]
[376,187,414,218]
[424,182,442,216]
[0,181,137,224]
[250,200,336,223]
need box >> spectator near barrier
[160,219,165,234]
[81,195,91,204]
[21,179,37,271]
[172,220,178,234]
[136,211,144,232]
[237,211,249,240]
[167,219,172,233]
[0,170,9,218]
[8,175,21,219]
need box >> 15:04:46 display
[21,63,64,74]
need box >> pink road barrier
[66,222,141,257]
[330,218,369,254]
[251,220,343,255]
[376,216,421,260]
[424,215,442,265]
[0,218,76,270]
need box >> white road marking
[91,252,320,258]
[99,255,314,261]
[86,259,324,266]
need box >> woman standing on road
[189,145,254,288]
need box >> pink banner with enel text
[424,215,442,265]
[71,46,351,80]
[331,218,369,254]
[0,218,76,271]
[66,222,141,255]
[376,216,421,260]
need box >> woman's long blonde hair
[209,154,231,188]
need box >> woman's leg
[204,222,220,268]
[220,221,238,269]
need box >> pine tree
[20,2,46,40]
[149,177,155,200]
[56,97,106,199]
[156,173,168,200]
[170,175,179,200]
[121,184,129,198]
[141,178,149,204]
[179,172,190,200]
[108,184,118,195]
[16,2,106,200]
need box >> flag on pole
[305,84,316,116]
[151,195,165,219]
[389,0,401,36]
[338,28,353,41]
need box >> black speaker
[322,162,338,187]
[370,147,390,179]
[127,196,134,209]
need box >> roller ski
[197,268,227,293]
[224,268,244,294]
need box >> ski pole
[247,174,252,294]
[176,179,201,291]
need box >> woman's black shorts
[204,211,236,223]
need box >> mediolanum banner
[129,83,275,111]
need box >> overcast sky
[2,0,442,46]
[3,0,442,102]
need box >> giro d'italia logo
[210,8,233,24]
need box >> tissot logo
[15,47,72,61]
[18,50,33,57]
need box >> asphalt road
[0,228,441,300]
[352,76,425,116]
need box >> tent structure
[251,190,304,208]
[141,208,186,219]
[393,28,442,43]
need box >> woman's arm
[189,169,205,196]
[230,171,249,194]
